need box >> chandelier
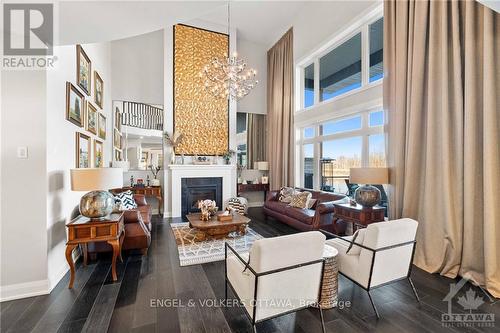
[202,2,258,100]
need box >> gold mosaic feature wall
[174,24,229,155]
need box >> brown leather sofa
[87,193,152,256]
[263,188,347,231]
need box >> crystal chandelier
[202,2,258,100]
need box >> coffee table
[186,212,251,241]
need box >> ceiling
[55,1,370,47]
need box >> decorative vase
[354,185,381,208]
[151,179,160,187]
[225,158,230,165]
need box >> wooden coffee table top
[187,212,250,230]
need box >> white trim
[0,280,50,302]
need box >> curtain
[247,113,266,168]
[384,0,500,297]
[267,28,294,189]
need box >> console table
[119,186,162,214]
[331,202,385,235]
[65,213,124,288]
[237,183,269,199]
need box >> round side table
[317,245,339,309]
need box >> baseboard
[247,202,264,208]
[0,279,50,302]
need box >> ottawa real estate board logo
[442,276,496,328]
[2,3,56,69]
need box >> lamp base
[79,190,115,219]
[354,185,381,208]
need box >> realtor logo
[3,3,53,55]
[442,276,496,328]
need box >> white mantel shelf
[167,164,237,218]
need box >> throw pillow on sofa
[278,187,296,203]
[289,191,312,209]
[114,190,138,210]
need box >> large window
[304,63,315,108]
[299,110,385,194]
[299,14,383,110]
[320,33,362,101]
[303,144,315,189]
[369,18,384,82]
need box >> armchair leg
[318,306,326,333]
[367,291,380,319]
[253,324,257,333]
[408,277,420,303]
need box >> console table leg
[82,243,88,266]
[65,244,77,288]
[107,239,120,281]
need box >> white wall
[111,30,164,105]
[236,38,267,115]
[1,70,49,301]
[46,42,113,292]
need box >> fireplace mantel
[167,164,237,218]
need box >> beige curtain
[384,0,500,297]
[267,28,294,190]
[247,113,266,168]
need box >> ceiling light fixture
[201,1,258,101]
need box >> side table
[317,245,339,309]
[65,212,125,288]
[331,202,385,235]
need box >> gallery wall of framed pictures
[68,44,106,168]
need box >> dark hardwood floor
[1,207,499,333]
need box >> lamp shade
[350,168,388,185]
[71,168,123,191]
[254,161,269,171]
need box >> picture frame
[114,106,121,131]
[76,45,91,95]
[94,139,104,167]
[113,128,121,149]
[98,113,106,140]
[75,132,91,168]
[66,82,85,127]
[86,102,98,134]
[114,149,122,162]
[94,71,103,109]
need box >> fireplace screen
[181,177,223,219]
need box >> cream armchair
[225,231,326,333]
[325,218,420,319]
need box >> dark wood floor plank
[0,296,36,332]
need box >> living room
[1,0,499,332]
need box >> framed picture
[66,82,85,127]
[94,71,103,108]
[114,149,122,161]
[86,102,97,134]
[98,113,106,140]
[113,128,121,149]
[76,45,91,95]
[76,132,91,168]
[94,139,104,167]
[114,107,121,131]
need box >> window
[321,116,361,135]
[320,33,362,101]
[369,111,384,126]
[236,112,247,166]
[237,144,247,166]
[236,112,247,134]
[321,137,362,193]
[303,144,315,189]
[304,63,315,108]
[369,134,386,167]
[369,18,384,82]
[304,127,315,139]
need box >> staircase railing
[121,101,163,130]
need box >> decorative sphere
[79,190,115,218]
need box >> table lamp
[71,168,123,219]
[255,161,269,184]
[349,167,388,208]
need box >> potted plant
[164,131,184,164]
[149,165,161,186]
[222,149,235,165]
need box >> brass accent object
[174,24,229,155]
[79,190,115,219]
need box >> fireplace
[181,177,223,219]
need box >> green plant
[222,149,236,160]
